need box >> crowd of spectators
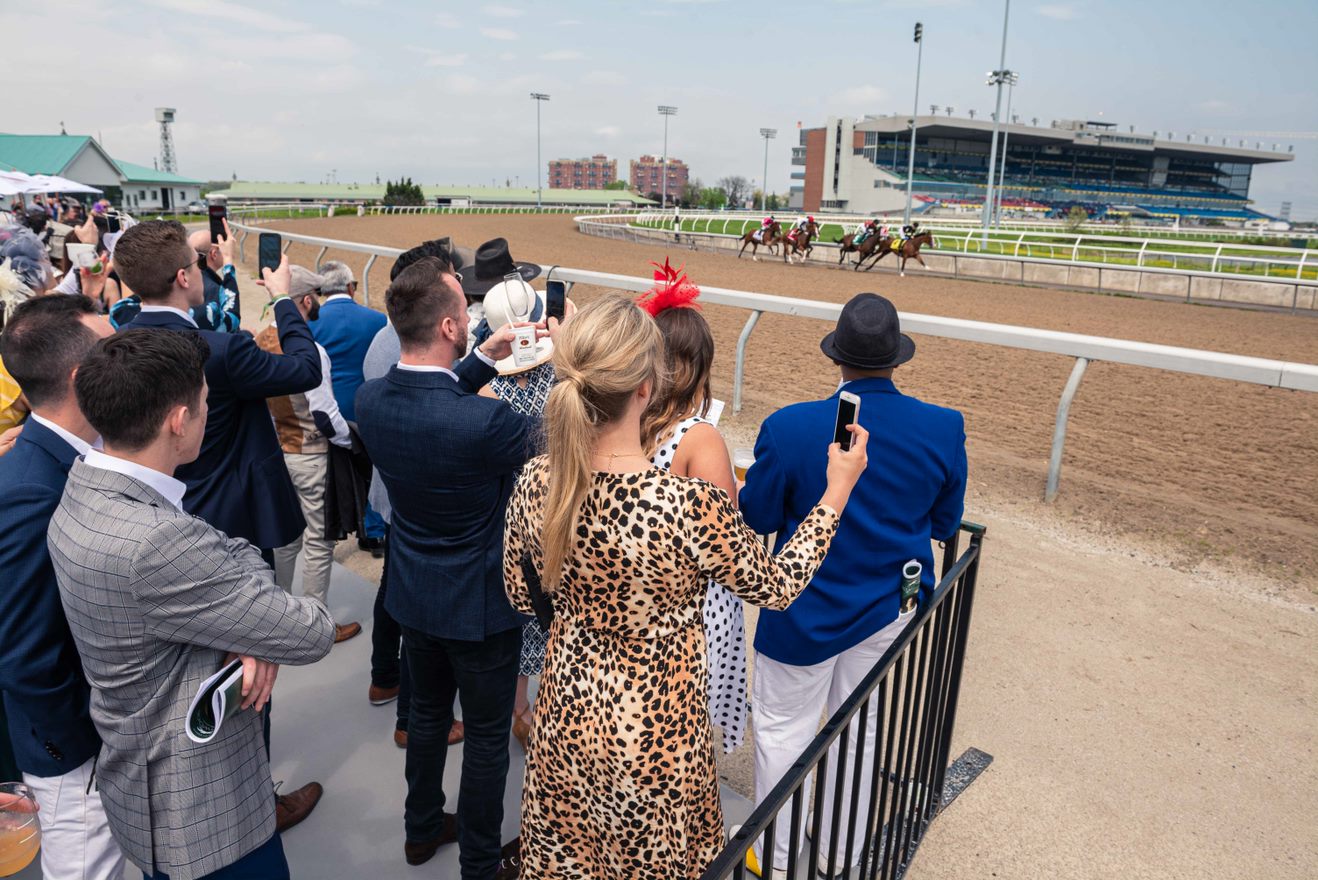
[0,212,966,880]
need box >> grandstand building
[790,115,1293,223]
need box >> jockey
[789,215,813,240]
[756,215,775,242]
[855,218,879,246]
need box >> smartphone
[105,212,121,234]
[258,233,282,279]
[834,391,861,451]
[545,279,566,322]
[208,204,227,243]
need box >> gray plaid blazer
[48,460,335,880]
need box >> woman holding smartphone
[637,263,749,753]
[503,293,868,879]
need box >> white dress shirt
[139,304,198,328]
[396,347,496,382]
[28,413,99,455]
[83,449,187,512]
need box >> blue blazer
[310,297,387,421]
[0,419,100,777]
[740,377,967,666]
[354,358,535,641]
[123,300,321,549]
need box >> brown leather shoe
[404,812,457,866]
[334,622,362,643]
[394,728,407,749]
[274,781,323,833]
[448,720,465,746]
[495,836,522,879]
[369,684,400,705]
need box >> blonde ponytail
[541,293,665,592]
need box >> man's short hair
[319,261,355,294]
[0,295,99,408]
[75,329,209,451]
[385,258,461,350]
[111,220,192,302]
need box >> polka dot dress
[491,363,556,677]
[653,415,749,753]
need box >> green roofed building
[0,133,203,211]
[206,181,655,208]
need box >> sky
[5,0,1316,218]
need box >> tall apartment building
[548,154,617,190]
[629,155,689,203]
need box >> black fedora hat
[461,238,542,298]
[819,292,916,370]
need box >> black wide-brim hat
[461,237,542,298]
[819,292,916,369]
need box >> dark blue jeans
[370,531,410,729]
[400,625,520,880]
[146,832,288,879]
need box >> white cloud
[480,27,518,40]
[556,18,582,25]
[144,0,306,32]
[582,70,628,86]
[832,85,885,106]
[539,50,583,62]
[483,4,523,17]
[1036,3,1080,20]
[596,126,621,137]
[425,53,469,68]
[435,12,460,28]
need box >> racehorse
[837,229,890,269]
[738,221,783,261]
[781,220,820,264]
[862,231,937,275]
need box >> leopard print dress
[504,457,840,880]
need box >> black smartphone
[105,212,121,234]
[258,233,282,279]
[208,204,227,243]
[545,279,566,322]
[834,391,860,451]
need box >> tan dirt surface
[231,215,1318,878]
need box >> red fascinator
[636,257,700,317]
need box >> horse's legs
[914,253,928,270]
[738,238,747,259]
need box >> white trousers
[752,609,913,870]
[23,756,126,880]
[273,452,333,608]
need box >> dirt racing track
[235,212,1318,879]
[263,213,1318,589]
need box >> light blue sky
[6,0,1315,218]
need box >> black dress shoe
[404,812,458,866]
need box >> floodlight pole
[904,22,924,226]
[759,128,777,211]
[981,0,1011,242]
[531,93,550,210]
[658,106,677,207]
[993,74,1018,225]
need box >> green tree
[384,177,425,206]
[700,187,726,210]
[603,180,629,191]
[717,176,750,209]
[1063,205,1088,233]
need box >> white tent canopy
[0,170,102,196]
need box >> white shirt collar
[139,304,198,328]
[83,449,187,512]
[396,361,458,381]
[28,413,100,456]
[324,293,353,303]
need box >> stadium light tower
[981,0,1011,241]
[530,92,550,209]
[759,128,777,211]
[992,71,1019,226]
[904,22,925,226]
[155,108,177,174]
[658,106,677,207]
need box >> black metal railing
[702,521,987,880]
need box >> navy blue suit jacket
[0,419,101,777]
[355,357,535,641]
[310,297,387,421]
[740,377,967,666]
[123,300,321,549]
